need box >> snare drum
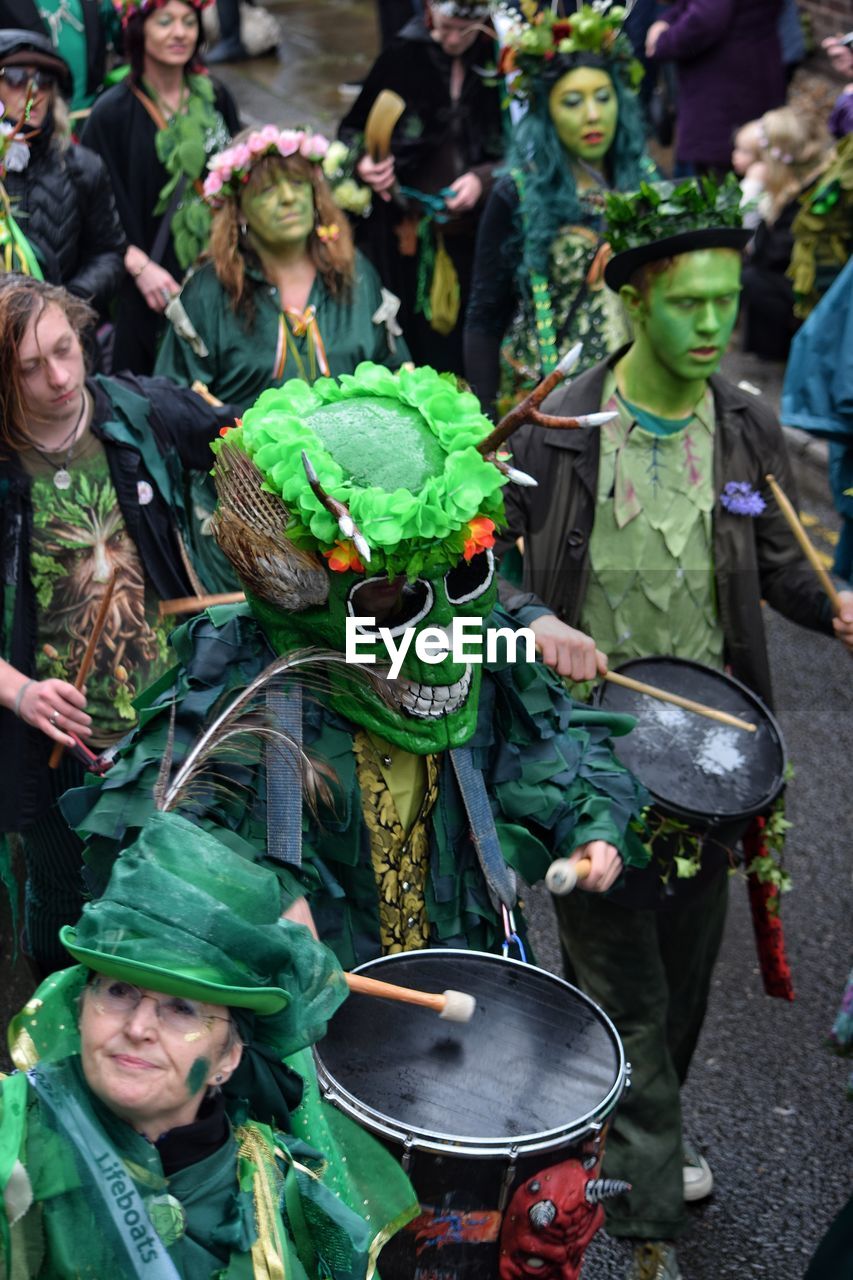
[316,949,629,1280]
[595,657,787,827]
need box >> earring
[215,1073,224,1083]
[239,221,247,236]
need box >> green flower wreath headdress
[497,1,642,98]
[604,174,751,290]
[213,363,508,581]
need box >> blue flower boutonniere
[720,481,766,516]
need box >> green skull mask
[212,364,508,753]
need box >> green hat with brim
[604,226,752,292]
[59,811,346,1036]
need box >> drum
[316,949,629,1280]
[595,657,787,827]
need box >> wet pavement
[214,0,379,132]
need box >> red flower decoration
[552,20,573,39]
[323,541,365,574]
[462,516,496,562]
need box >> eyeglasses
[0,66,57,90]
[88,977,233,1036]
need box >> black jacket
[3,129,126,316]
[0,374,234,832]
[497,353,835,709]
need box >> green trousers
[556,869,729,1240]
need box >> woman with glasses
[0,29,125,320]
[80,0,239,374]
[0,811,417,1277]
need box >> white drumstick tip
[545,858,579,895]
[440,990,477,1022]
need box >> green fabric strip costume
[580,378,724,670]
[62,362,649,968]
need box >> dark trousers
[556,869,729,1239]
[18,755,87,979]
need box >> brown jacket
[497,353,835,709]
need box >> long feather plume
[157,648,395,816]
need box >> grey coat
[497,354,835,709]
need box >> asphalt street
[0,8,850,1277]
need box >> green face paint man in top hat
[496,175,853,1280]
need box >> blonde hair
[751,107,831,224]
[208,129,355,326]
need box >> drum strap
[450,747,518,913]
[265,680,303,867]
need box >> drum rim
[595,655,788,824]
[316,949,627,1157]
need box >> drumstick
[602,671,757,733]
[159,591,246,617]
[344,971,477,1023]
[765,473,841,612]
[49,570,117,770]
[545,857,592,895]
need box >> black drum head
[597,657,787,825]
[317,951,623,1150]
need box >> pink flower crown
[112,0,212,27]
[203,127,330,207]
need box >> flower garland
[203,127,372,219]
[496,1,642,98]
[215,362,507,580]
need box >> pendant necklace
[29,392,89,489]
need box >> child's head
[735,107,830,221]
[732,120,762,176]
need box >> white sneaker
[683,1139,714,1202]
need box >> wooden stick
[545,856,591,895]
[159,591,245,618]
[766,473,841,612]
[344,972,476,1022]
[49,570,117,769]
[603,670,757,732]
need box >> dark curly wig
[507,58,648,276]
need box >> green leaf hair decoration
[605,174,745,255]
[215,362,507,581]
[497,2,643,99]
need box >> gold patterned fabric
[353,731,439,954]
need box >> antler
[477,342,617,460]
[302,451,372,563]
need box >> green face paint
[641,250,741,384]
[186,1055,210,1095]
[241,170,314,253]
[548,66,618,163]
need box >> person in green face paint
[497,177,853,1280]
[0,811,419,1278]
[64,360,651,973]
[465,3,654,417]
[155,125,408,415]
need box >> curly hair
[207,140,355,328]
[124,3,205,82]
[0,276,95,457]
[506,62,648,276]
